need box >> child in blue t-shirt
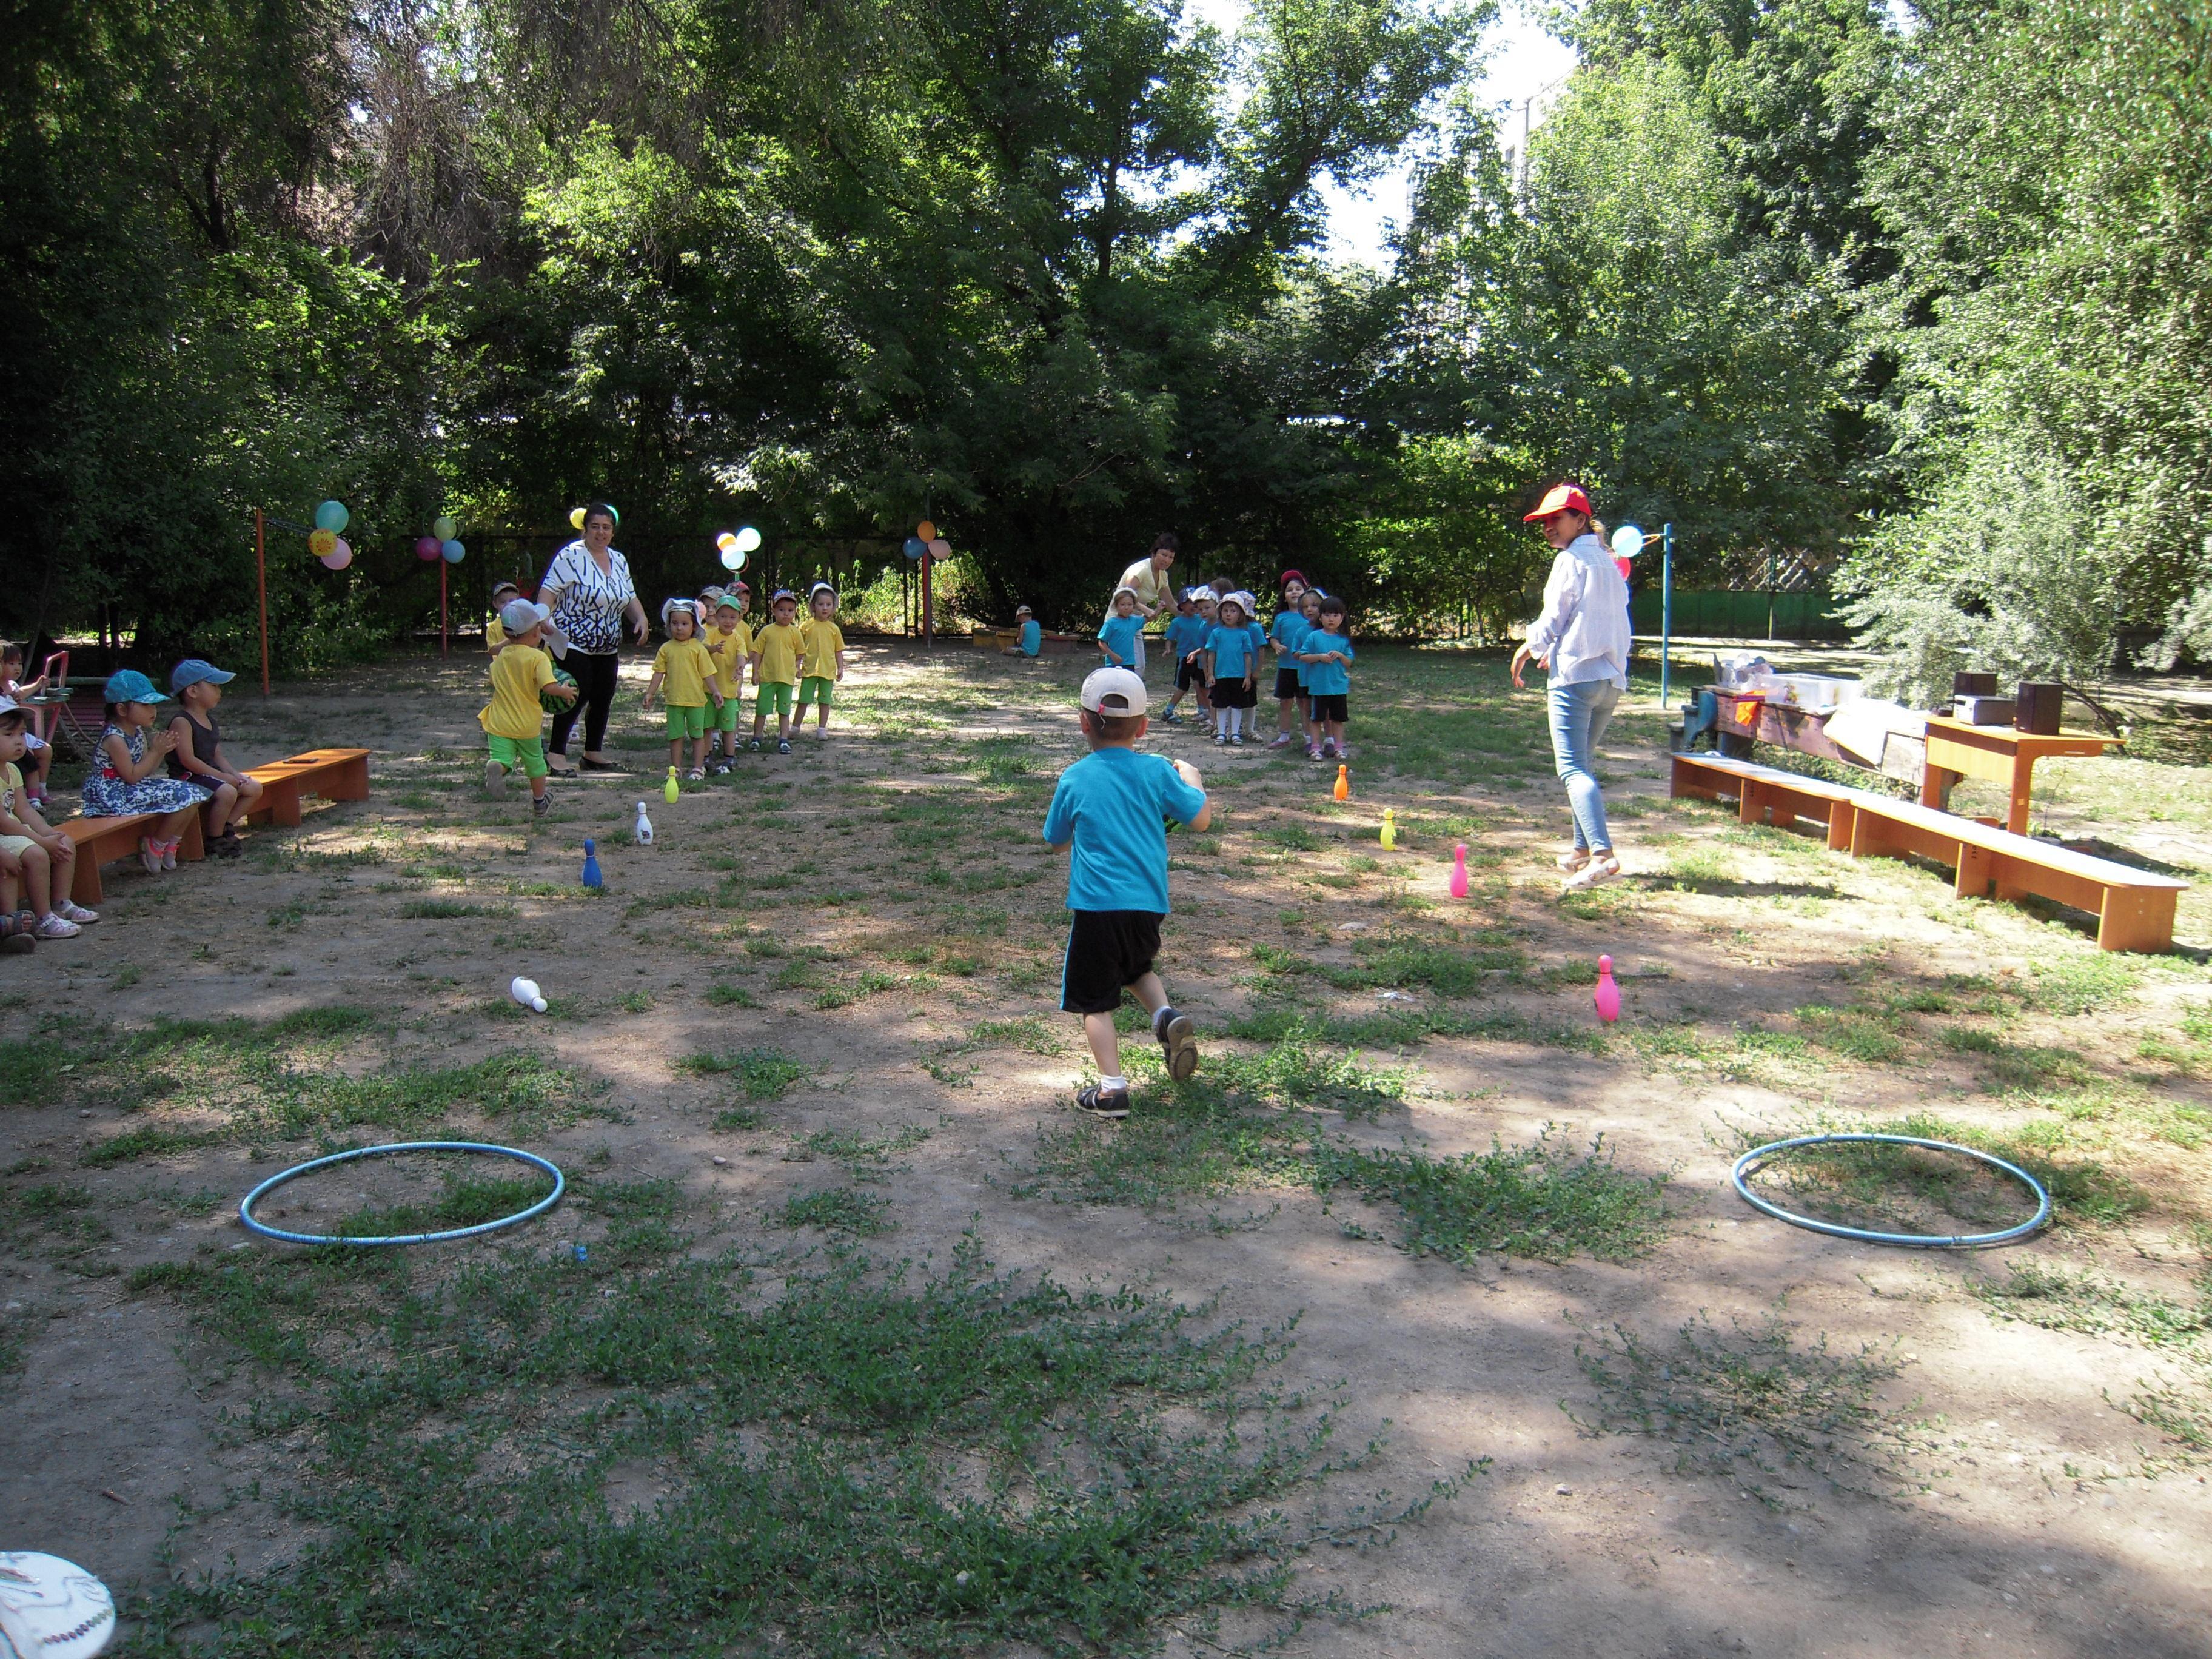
[1267,576,1310,748]
[1158,591,1211,725]
[1041,666,1213,1119]
[1299,594,1356,760]
[1097,588,1144,669]
[1202,592,1264,746]
[1002,605,1043,657]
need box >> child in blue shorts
[1042,667,1213,1119]
[1157,591,1210,724]
[1299,594,1357,760]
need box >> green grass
[703,981,760,1008]
[774,1187,896,1235]
[398,898,500,919]
[679,1047,810,1099]
[1971,1261,2210,1349]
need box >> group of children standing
[481,579,848,807]
[1116,571,1353,758]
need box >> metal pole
[256,509,270,697]
[1660,522,1674,709]
[922,554,935,649]
[440,559,449,658]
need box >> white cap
[500,598,551,635]
[0,696,18,716]
[1079,666,1147,716]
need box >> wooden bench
[60,811,206,907]
[1671,752,2188,952]
[244,748,371,828]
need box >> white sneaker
[34,912,81,939]
[1556,848,1591,874]
[1213,731,1227,745]
[55,900,99,924]
[139,837,162,874]
[1561,856,1620,893]
[484,757,508,797]
[161,839,178,870]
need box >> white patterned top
[541,540,637,654]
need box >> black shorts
[1311,693,1349,723]
[1176,659,1200,692]
[1061,910,1163,1014]
[1273,668,1303,700]
[1210,676,1258,709]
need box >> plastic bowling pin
[1449,842,1469,899]
[1333,764,1349,802]
[1379,808,1396,850]
[580,837,603,890]
[509,976,547,1013]
[664,765,680,805]
[1594,955,1621,1023]
[633,800,655,846]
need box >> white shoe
[139,837,162,874]
[1556,848,1591,874]
[484,758,508,798]
[1561,855,1620,893]
[55,900,99,924]
[34,913,81,939]
[161,839,178,870]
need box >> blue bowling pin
[581,837,604,890]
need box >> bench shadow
[2060,836,2201,879]
[1634,876,1851,901]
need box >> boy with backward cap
[1042,666,1212,1119]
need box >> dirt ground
[4,639,2210,1658]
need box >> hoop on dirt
[238,1141,566,1247]
[1729,1132,2050,1248]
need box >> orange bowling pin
[1333,764,1349,802]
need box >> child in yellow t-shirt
[747,589,805,754]
[485,581,521,652]
[703,591,753,774]
[643,599,723,781]
[480,600,575,814]
[797,583,847,740]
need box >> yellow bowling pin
[1379,808,1396,850]
[665,765,680,804]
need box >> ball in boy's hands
[540,668,579,712]
[1171,758,1204,789]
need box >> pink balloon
[927,538,951,560]
[321,538,353,571]
[416,536,441,561]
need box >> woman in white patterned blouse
[539,503,649,773]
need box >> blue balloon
[314,500,349,534]
[441,539,465,563]
[903,536,927,560]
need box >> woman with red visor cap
[1510,483,1631,891]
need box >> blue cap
[103,669,166,704]
[169,659,235,694]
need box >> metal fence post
[1660,523,1674,709]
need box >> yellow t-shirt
[0,760,24,820]
[652,637,717,707]
[799,618,845,680]
[480,643,554,739]
[486,614,508,652]
[703,622,753,693]
[752,621,805,686]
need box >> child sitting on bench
[163,659,264,857]
[80,670,208,874]
[0,697,96,939]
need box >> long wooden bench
[1671,751,2188,953]
[245,748,371,828]
[60,811,206,907]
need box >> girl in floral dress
[79,670,207,873]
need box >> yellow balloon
[916,520,937,541]
[309,528,337,557]
[717,531,738,553]
[570,506,587,531]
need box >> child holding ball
[481,599,575,814]
[643,598,723,780]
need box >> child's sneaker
[1074,1084,1131,1119]
[1561,854,1621,893]
[160,839,178,870]
[1230,732,1245,747]
[1304,743,1322,761]
[776,738,792,754]
[33,912,81,939]
[748,737,763,752]
[0,912,34,955]
[483,757,508,797]
[55,899,98,925]
[1159,708,1179,724]
[1212,730,1227,745]
[711,758,732,776]
[1319,740,1339,762]
[138,837,162,874]
[1267,732,1294,749]
[1154,1005,1201,1081]
[532,792,552,818]
[685,767,706,782]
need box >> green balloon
[432,514,457,541]
[314,500,349,534]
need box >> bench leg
[178,813,205,863]
[1671,757,1720,802]
[1827,802,1855,853]
[259,782,303,828]
[333,756,369,800]
[2099,888,2177,954]
[1955,843,1994,900]
[1738,782,1763,825]
[70,848,106,908]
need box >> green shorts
[756,682,794,719]
[712,695,743,733]
[487,734,548,779]
[798,675,835,708]
[665,703,709,740]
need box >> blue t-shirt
[1206,623,1261,679]
[1301,630,1355,696]
[1017,619,1041,655]
[1097,613,1144,666]
[1164,613,1209,660]
[1269,611,1308,657]
[1042,747,1207,914]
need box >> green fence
[1629,587,1847,641]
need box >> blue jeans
[1547,678,1621,853]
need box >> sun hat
[169,659,235,694]
[1015,605,1033,616]
[490,579,520,598]
[1279,569,1307,588]
[660,597,701,628]
[1080,666,1148,717]
[771,588,797,605]
[0,696,19,717]
[102,669,164,704]
[1523,483,1594,522]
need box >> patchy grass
[774,1187,896,1235]
[679,1048,811,1099]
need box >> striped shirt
[541,540,637,654]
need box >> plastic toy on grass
[509,976,547,1013]
[1449,843,1469,899]
[633,802,654,845]
[1333,764,1349,802]
[581,838,603,889]
[1594,955,1621,1022]
[1379,808,1396,849]
[663,765,680,804]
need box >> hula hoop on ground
[238,1140,565,1247]
[1730,1132,2051,1248]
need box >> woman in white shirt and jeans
[1510,483,1631,891]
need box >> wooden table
[1919,716,2122,836]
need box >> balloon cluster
[716,525,762,571]
[417,512,465,564]
[903,518,951,561]
[310,500,352,570]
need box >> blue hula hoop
[238,1140,565,1247]
[1731,1132,2051,1248]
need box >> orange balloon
[916,520,937,541]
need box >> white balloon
[1611,523,1646,561]
[720,548,746,571]
[733,525,762,554]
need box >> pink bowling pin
[1449,843,1469,899]
[1594,955,1621,1022]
